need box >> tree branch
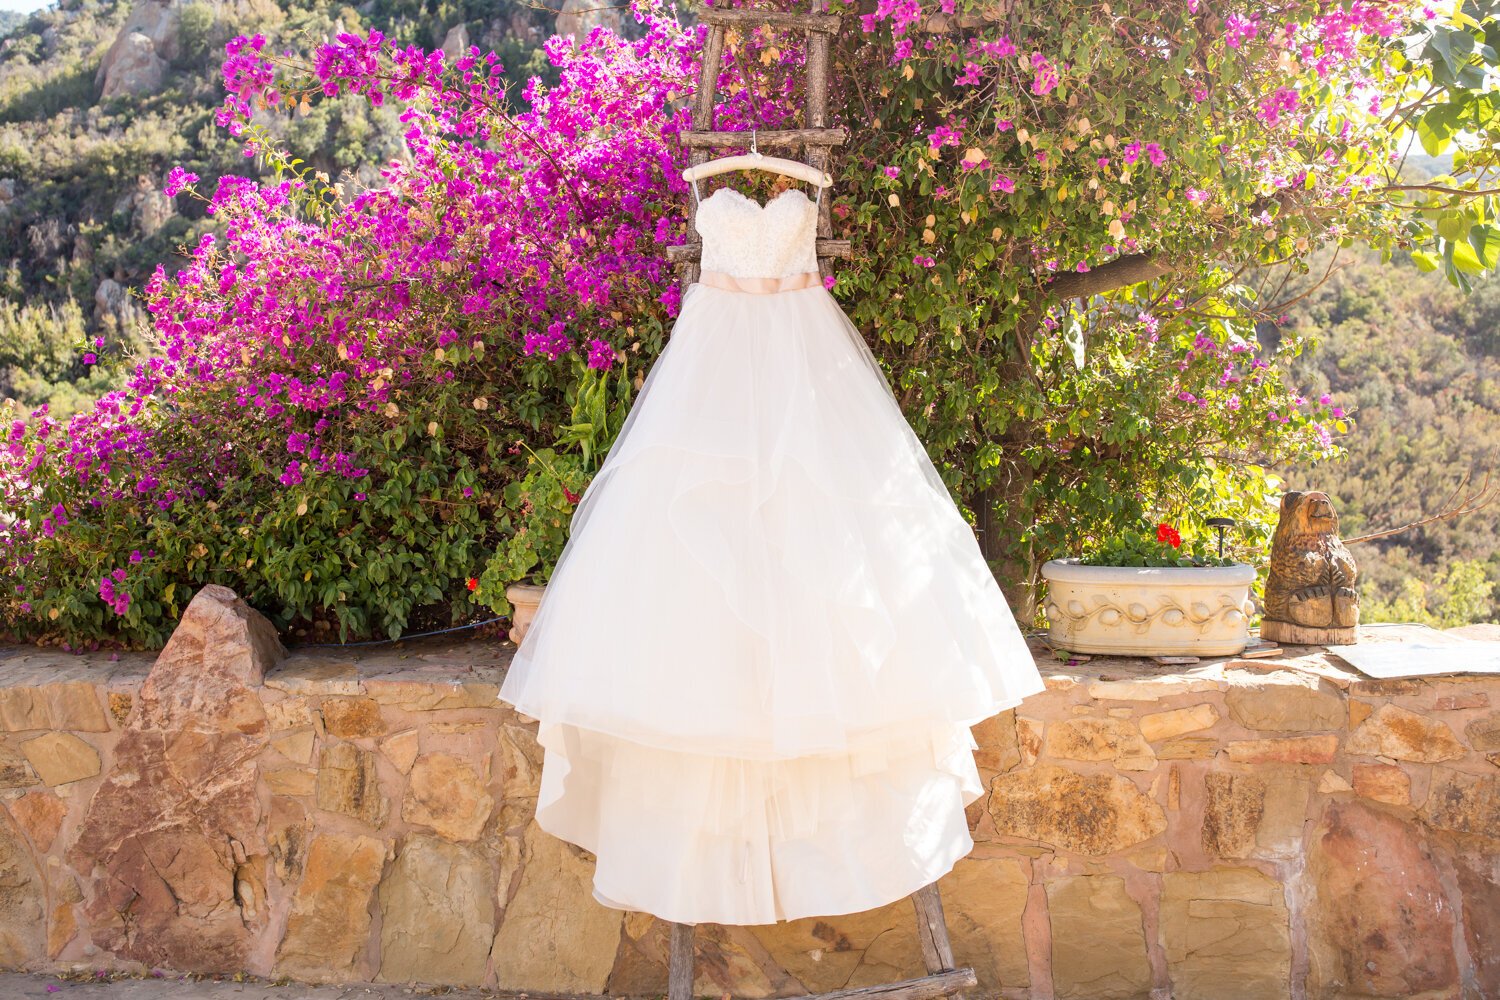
[1042,251,1171,300]
[1345,469,1500,545]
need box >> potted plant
[474,445,590,646]
[1040,521,1256,657]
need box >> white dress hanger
[682,129,832,206]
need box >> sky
[0,0,50,11]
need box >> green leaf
[1412,249,1442,272]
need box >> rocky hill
[0,0,620,418]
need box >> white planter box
[1040,558,1257,657]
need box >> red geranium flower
[1155,522,1182,548]
[562,486,580,504]
[466,577,478,591]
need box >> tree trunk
[975,446,1039,625]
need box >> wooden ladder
[667,882,977,1000]
[665,6,853,286]
[663,18,975,999]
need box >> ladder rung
[697,9,842,32]
[668,239,851,263]
[781,968,978,1000]
[681,127,847,149]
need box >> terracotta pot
[1040,558,1256,657]
[505,583,548,647]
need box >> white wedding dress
[496,185,1047,926]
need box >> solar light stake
[1206,517,1236,560]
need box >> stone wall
[0,586,1496,999]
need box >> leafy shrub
[1080,520,1236,569]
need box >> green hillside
[1282,251,1499,626]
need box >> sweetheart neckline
[700,187,813,212]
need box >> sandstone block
[69,585,280,972]
[321,697,384,738]
[610,919,783,997]
[1255,775,1311,858]
[265,769,316,796]
[1160,868,1290,1000]
[0,680,108,733]
[275,833,387,981]
[1156,736,1217,759]
[1046,874,1151,1000]
[403,752,493,842]
[1226,676,1343,731]
[1202,772,1264,858]
[0,743,39,788]
[751,895,922,990]
[268,797,308,884]
[1347,699,1373,730]
[8,791,65,852]
[491,821,623,991]
[988,765,1166,856]
[1225,734,1338,765]
[265,697,312,730]
[1424,768,1500,840]
[47,900,77,959]
[1347,704,1465,762]
[0,808,44,966]
[21,732,99,786]
[1087,677,1222,701]
[1436,692,1488,711]
[266,658,362,697]
[379,729,420,774]
[1465,710,1500,752]
[315,742,386,828]
[940,857,1030,991]
[1140,703,1219,743]
[497,723,542,799]
[1044,717,1156,770]
[970,709,1021,773]
[1453,849,1500,997]
[270,728,314,765]
[1016,717,1042,766]
[362,678,500,710]
[377,834,495,986]
[1352,762,1411,806]
[1306,799,1457,997]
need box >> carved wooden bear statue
[1261,491,1360,644]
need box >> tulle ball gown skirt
[497,278,1047,926]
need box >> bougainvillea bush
[0,13,698,645]
[4,0,1500,644]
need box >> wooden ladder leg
[912,883,966,998]
[669,920,696,1000]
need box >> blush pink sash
[697,269,823,294]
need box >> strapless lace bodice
[695,187,819,280]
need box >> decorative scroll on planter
[1041,559,1256,656]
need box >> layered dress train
[496,186,1047,925]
